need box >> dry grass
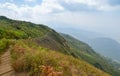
[10,40,110,76]
[39,65,62,76]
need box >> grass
[0,38,10,54]
[61,33,120,76]
[10,40,110,76]
[0,16,113,75]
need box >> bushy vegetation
[10,40,109,76]
[0,16,119,76]
[0,16,70,54]
[61,33,120,76]
[0,16,50,39]
[0,38,10,54]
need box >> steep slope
[0,16,70,54]
[0,16,118,76]
[10,39,110,76]
[55,27,120,63]
[61,33,120,76]
[54,27,104,42]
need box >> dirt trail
[0,51,14,76]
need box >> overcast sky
[0,0,120,41]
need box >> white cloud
[0,0,119,22]
[0,0,120,41]
[58,0,120,11]
[0,0,120,24]
[38,0,64,14]
[0,0,119,25]
[0,1,64,22]
[10,0,14,2]
[25,0,36,2]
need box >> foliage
[61,33,120,76]
[0,16,70,54]
[0,17,50,39]
[0,16,119,76]
[0,38,10,54]
[10,40,109,76]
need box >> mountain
[54,27,120,62]
[0,16,70,54]
[89,37,120,61]
[54,27,104,42]
[10,39,110,76]
[0,16,119,76]
[61,33,120,76]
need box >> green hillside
[0,16,70,54]
[0,16,118,76]
[10,39,109,76]
[61,33,120,76]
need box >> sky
[0,0,120,41]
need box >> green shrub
[0,38,10,54]
[10,40,110,76]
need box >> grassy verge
[10,40,110,76]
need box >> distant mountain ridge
[54,27,120,62]
[89,37,120,61]
[54,27,105,42]
[61,33,120,76]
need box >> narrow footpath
[0,50,14,76]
